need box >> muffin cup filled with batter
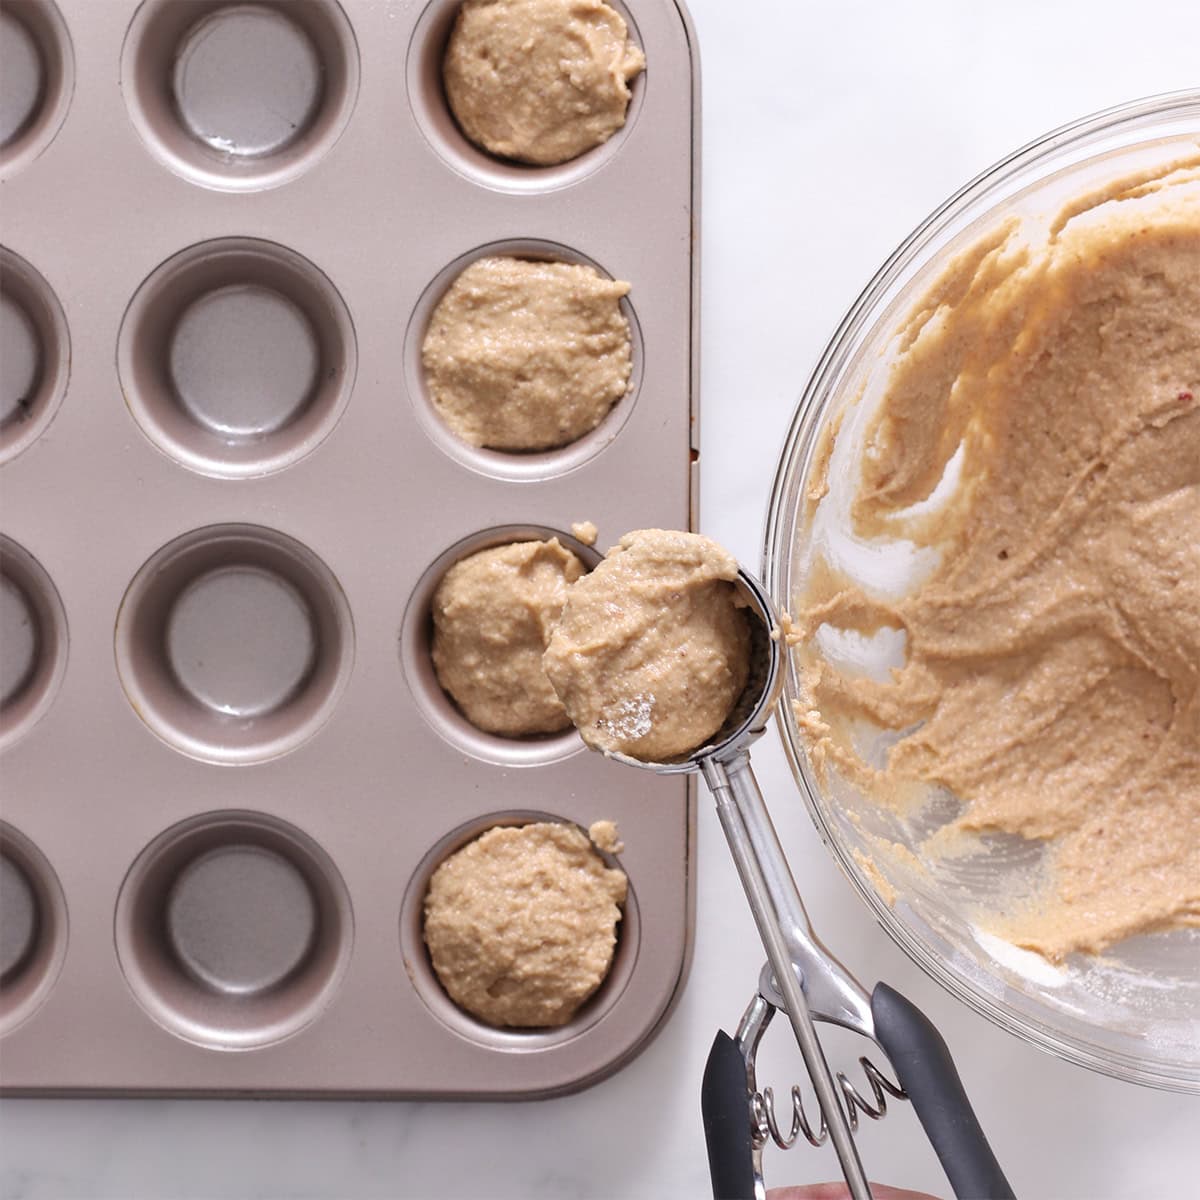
[420,254,634,454]
[442,0,644,167]
[422,819,628,1029]
[431,536,585,737]
[400,525,605,766]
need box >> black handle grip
[872,983,1015,1199]
[701,1030,757,1200]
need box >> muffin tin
[0,0,699,1096]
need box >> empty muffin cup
[114,811,352,1049]
[0,856,37,986]
[120,0,359,191]
[114,525,354,764]
[400,525,600,766]
[118,238,356,478]
[0,536,68,753]
[405,240,643,481]
[406,0,646,193]
[399,812,639,1050]
[0,822,68,1037]
[0,0,73,179]
[0,247,70,464]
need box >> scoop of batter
[544,529,752,762]
[443,0,645,166]
[423,821,627,1028]
[796,160,1200,960]
[432,538,584,737]
[422,256,633,451]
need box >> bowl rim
[762,87,1200,1093]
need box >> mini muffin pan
[0,0,699,1096]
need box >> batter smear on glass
[795,159,1200,961]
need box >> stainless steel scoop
[605,567,1013,1200]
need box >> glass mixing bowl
[763,90,1200,1093]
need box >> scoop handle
[701,1030,758,1200]
[871,983,1015,1199]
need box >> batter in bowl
[432,537,584,737]
[443,0,645,166]
[544,529,751,762]
[423,821,627,1028]
[422,256,633,452]
[795,158,1200,960]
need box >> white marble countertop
[3,1,1198,1196]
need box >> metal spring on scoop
[751,1056,906,1150]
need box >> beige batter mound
[544,529,751,762]
[432,538,584,737]
[796,159,1200,960]
[571,520,599,547]
[422,256,633,452]
[443,0,645,166]
[423,821,627,1027]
